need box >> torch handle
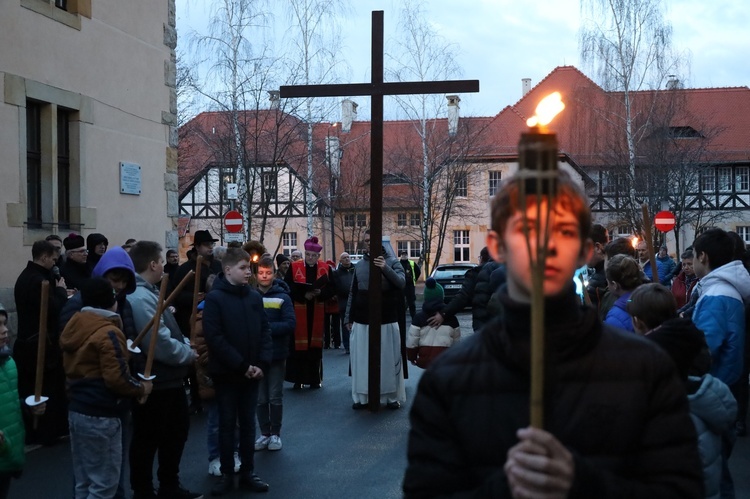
[642,204,659,283]
[143,277,170,379]
[189,255,204,343]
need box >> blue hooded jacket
[258,279,295,361]
[604,291,635,333]
[59,246,138,338]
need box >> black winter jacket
[203,274,273,379]
[404,287,703,499]
[471,261,502,331]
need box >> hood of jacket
[699,260,750,304]
[261,278,290,296]
[688,374,737,434]
[86,233,109,251]
[92,246,136,294]
[60,308,122,353]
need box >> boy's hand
[30,402,47,416]
[504,427,574,499]
[245,365,264,380]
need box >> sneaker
[233,452,241,472]
[254,434,270,451]
[157,484,204,499]
[239,473,269,493]
[267,435,282,451]
[208,457,221,476]
[210,475,234,497]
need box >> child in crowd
[406,278,460,369]
[0,302,45,499]
[628,283,735,499]
[403,170,702,497]
[253,257,295,452]
[603,254,644,332]
[203,247,272,496]
[60,278,152,499]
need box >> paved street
[8,310,750,498]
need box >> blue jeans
[257,360,285,435]
[215,378,259,475]
[207,400,219,461]
[69,411,122,499]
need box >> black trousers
[129,387,189,494]
[324,313,341,348]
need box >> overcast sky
[176,0,750,119]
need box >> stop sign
[654,210,676,232]
[223,210,243,233]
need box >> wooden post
[141,278,169,379]
[189,255,204,343]
[31,280,50,428]
[129,270,195,350]
[642,204,659,283]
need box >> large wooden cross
[280,10,479,412]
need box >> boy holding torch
[404,146,702,496]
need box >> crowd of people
[3,168,750,498]
[1,227,429,499]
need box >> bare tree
[385,0,466,274]
[282,0,350,237]
[579,0,686,232]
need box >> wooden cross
[280,10,479,412]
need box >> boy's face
[0,314,8,349]
[257,266,275,288]
[487,198,592,303]
[225,259,252,285]
[693,251,709,279]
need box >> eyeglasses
[70,248,88,254]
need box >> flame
[631,236,639,249]
[526,92,565,127]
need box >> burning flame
[631,236,639,249]
[526,92,565,128]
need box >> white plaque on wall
[224,232,244,242]
[120,162,142,195]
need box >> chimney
[447,95,460,137]
[341,99,358,133]
[268,90,280,109]
[666,75,680,90]
[522,78,532,97]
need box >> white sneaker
[208,457,221,476]
[267,435,282,451]
[254,435,270,451]
[233,451,241,472]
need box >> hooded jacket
[687,374,737,499]
[258,279,296,361]
[60,308,145,417]
[86,233,108,272]
[603,291,635,333]
[126,274,194,389]
[692,260,750,385]
[0,303,25,473]
[59,246,138,339]
[202,274,273,379]
[404,287,703,498]
[406,299,461,369]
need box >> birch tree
[579,0,686,232]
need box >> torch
[517,92,565,429]
[26,280,50,427]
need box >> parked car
[429,263,478,304]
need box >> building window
[453,230,470,262]
[282,232,297,256]
[397,240,423,259]
[700,170,715,193]
[263,172,277,200]
[456,174,467,197]
[397,213,407,227]
[736,226,750,245]
[55,0,67,10]
[25,100,74,230]
[489,171,502,197]
[410,213,420,227]
[344,241,358,254]
[356,214,367,227]
[344,214,355,227]
[737,167,750,192]
[613,225,633,237]
[718,167,732,193]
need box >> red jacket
[671,271,698,309]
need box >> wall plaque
[120,162,142,195]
